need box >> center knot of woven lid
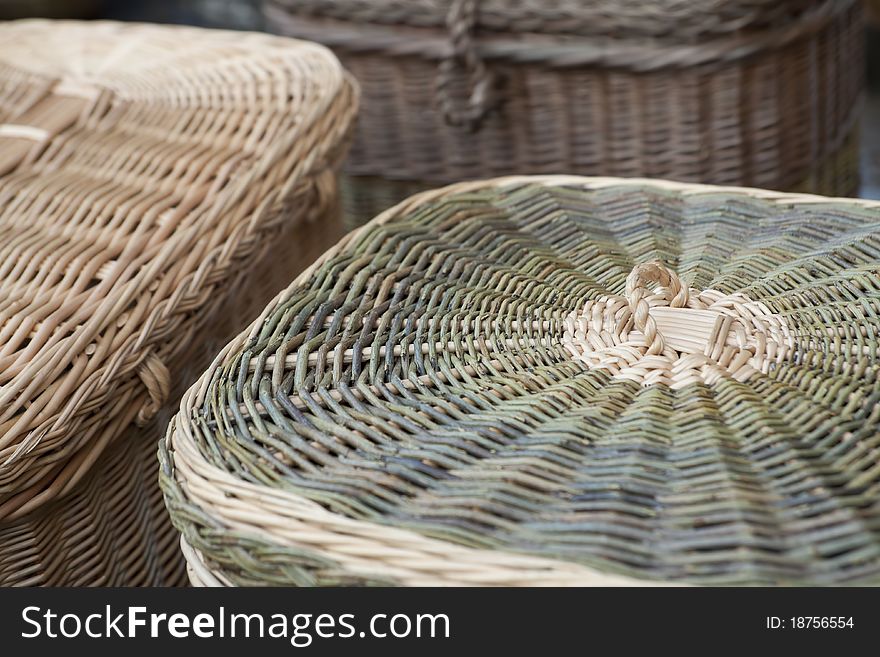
[562,262,795,388]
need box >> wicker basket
[265,0,865,226]
[162,175,880,586]
[0,20,357,586]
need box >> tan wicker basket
[265,0,865,226]
[162,175,880,586]
[0,19,357,586]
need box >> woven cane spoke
[382,375,646,546]
[709,378,880,581]
[573,187,686,269]
[233,215,615,397]
[730,252,880,309]
[706,211,880,294]
[210,363,635,530]
[673,195,796,290]
[493,185,684,281]
[777,305,880,364]
[714,231,880,364]
[748,367,880,498]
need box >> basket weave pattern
[561,261,797,388]
[266,0,865,225]
[162,177,880,586]
[0,20,357,585]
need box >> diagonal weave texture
[163,176,880,586]
[0,20,357,585]
[281,0,832,43]
[265,0,865,227]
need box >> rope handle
[624,262,691,355]
[437,0,497,131]
[136,351,171,426]
[563,261,796,387]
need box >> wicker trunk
[163,176,880,586]
[265,0,865,226]
[0,20,356,586]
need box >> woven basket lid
[164,176,880,586]
[0,20,355,521]
[270,0,832,41]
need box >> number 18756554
[766,617,853,630]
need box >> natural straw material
[265,0,865,226]
[163,176,880,586]
[561,261,796,388]
[162,176,880,587]
[0,19,356,586]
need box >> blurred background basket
[162,175,880,586]
[0,19,356,585]
[265,0,865,226]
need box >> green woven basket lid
[163,176,880,586]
